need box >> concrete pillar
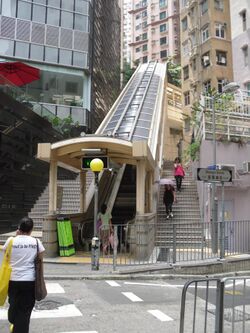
[48,159,57,214]
[136,160,146,214]
[148,171,153,213]
[42,214,58,257]
[80,170,86,213]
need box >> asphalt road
[1,278,250,333]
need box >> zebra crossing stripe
[46,283,65,294]
[148,310,174,322]
[122,292,143,302]
[105,280,120,287]
[0,304,82,320]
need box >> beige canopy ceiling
[37,136,155,172]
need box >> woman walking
[163,184,176,219]
[3,217,45,333]
[174,157,185,192]
[98,204,112,254]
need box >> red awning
[0,61,40,86]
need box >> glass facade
[0,0,90,69]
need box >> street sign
[82,156,109,170]
[197,168,232,182]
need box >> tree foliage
[167,58,181,87]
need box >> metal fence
[180,277,250,333]
[96,220,250,268]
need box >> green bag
[0,238,13,306]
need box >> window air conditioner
[243,161,250,173]
[216,164,236,180]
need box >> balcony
[195,95,250,144]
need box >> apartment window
[136,36,140,41]
[33,4,46,23]
[142,32,147,40]
[142,0,147,6]
[217,79,227,93]
[142,21,147,28]
[15,41,29,58]
[182,40,190,57]
[240,10,247,31]
[159,0,167,8]
[61,11,74,29]
[192,58,197,71]
[136,14,141,19]
[182,17,188,31]
[160,11,166,20]
[201,52,210,67]
[215,23,225,38]
[136,47,140,53]
[201,25,209,42]
[216,50,227,66]
[201,0,208,15]
[244,82,250,95]
[136,24,141,30]
[142,56,148,63]
[183,66,189,80]
[203,80,211,94]
[160,36,167,45]
[190,32,197,47]
[184,91,190,106]
[181,0,188,8]
[142,10,147,18]
[214,0,224,11]
[160,49,167,58]
[242,45,248,66]
[160,24,167,32]
[142,44,148,51]
[17,1,31,20]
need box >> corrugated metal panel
[16,20,30,42]
[46,25,59,47]
[1,16,15,39]
[31,23,45,44]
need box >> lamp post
[210,82,240,253]
[90,158,104,270]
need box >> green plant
[167,58,181,87]
[184,141,200,162]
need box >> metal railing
[180,277,250,333]
[94,220,250,267]
[195,95,250,143]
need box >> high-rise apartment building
[180,0,233,114]
[230,0,250,92]
[129,0,180,65]
[121,0,132,64]
[0,0,121,132]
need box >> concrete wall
[230,0,250,89]
[197,140,250,221]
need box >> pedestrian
[163,184,176,219]
[3,217,45,333]
[98,204,112,255]
[174,157,185,192]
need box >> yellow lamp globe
[90,158,104,172]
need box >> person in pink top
[174,157,185,192]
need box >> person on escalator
[98,203,112,255]
[163,184,176,219]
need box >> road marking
[122,292,143,302]
[58,332,98,333]
[0,304,82,320]
[46,283,65,294]
[124,281,220,289]
[106,280,120,287]
[148,310,174,322]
